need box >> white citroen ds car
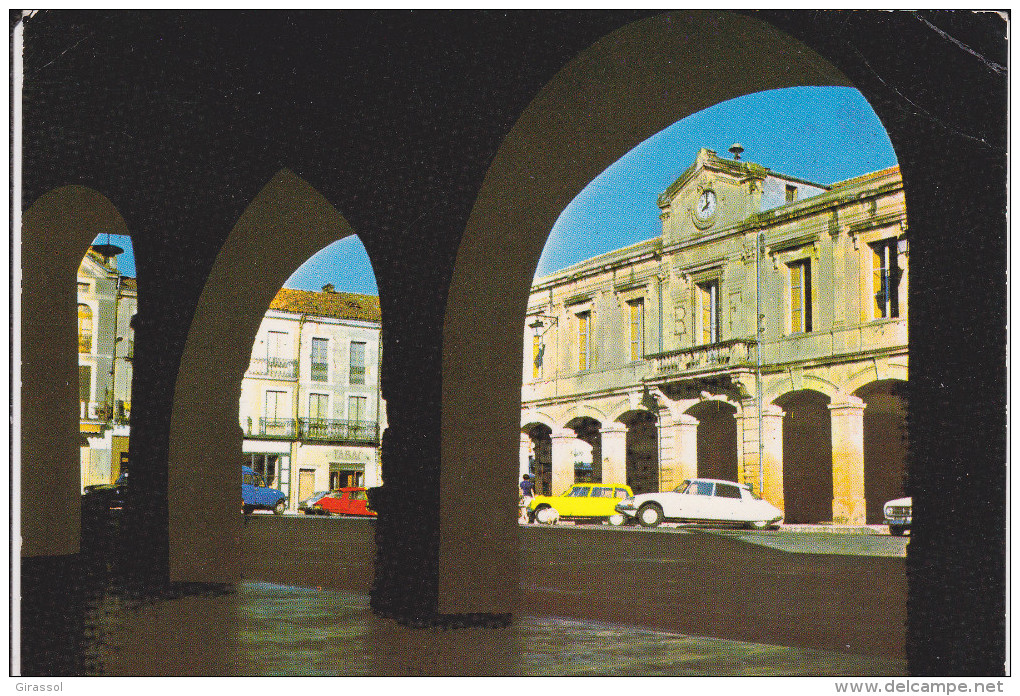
[614,477,783,529]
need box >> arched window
[77,304,93,353]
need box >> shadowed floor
[75,581,905,676]
[19,513,907,675]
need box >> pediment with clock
[658,148,769,246]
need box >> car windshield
[350,490,368,501]
[686,480,714,496]
[674,481,691,494]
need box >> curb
[778,524,891,535]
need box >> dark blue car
[242,466,287,515]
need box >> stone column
[830,395,866,525]
[549,427,578,496]
[599,423,628,485]
[659,413,698,491]
[738,401,785,511]
[519,432,533,479]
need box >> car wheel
[608,514,626,526]
[272,500,286,515]
[889,525,906,536]
[243,504,254,515]
[637,504,663,528]
[535,506,559,525]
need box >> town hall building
[520,148,907,525]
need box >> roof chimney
[728,143,744,161]
[321,283,336,293]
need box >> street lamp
[528,313,557,336]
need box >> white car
[614,478,783,529]
[884,496,912,536]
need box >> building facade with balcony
[77,249,136,490]
[238,285,386,510]
[521,148,908,525]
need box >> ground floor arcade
[520,360,907,525]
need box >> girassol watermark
[14,684,63,692]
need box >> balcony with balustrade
[647,338,759,378]
[247,357,299,380]
[247,417,379,445]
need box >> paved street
[533,521,909,557]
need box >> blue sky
[536,86,897,277]
[90,234,135,277]
[98,87,896,295]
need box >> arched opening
[775,390,833,523]
[168,169,370,582]
[620,410,658,494]
[22,187,132,560]
[855,380,908,524]
[521,423,552,496]
[238,236,385,516]
[440,11,872,611]
[77,238,136,489]
[564,416,601,484]
[685,400,738,482]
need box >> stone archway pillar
[738,401,785,510]
[519,433,533,479]
[549,427,578,496]
[830,395,866,525]
[599,423,628,485]
[659,413,698,491]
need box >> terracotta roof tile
[830,165,901,189]
[269,287,381,323]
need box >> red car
[312,487,376,517]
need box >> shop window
[249,453,279,488]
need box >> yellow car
[527,483,634,525]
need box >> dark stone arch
[22,186,133,559]
[855,380,908,524]
[522,423,552,496]
[685,400,738,483]
[619,410,658,494]
[775,390,833,524]
[439,10,852,612]
[17,10,1004,672]
[168,169,367,583]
